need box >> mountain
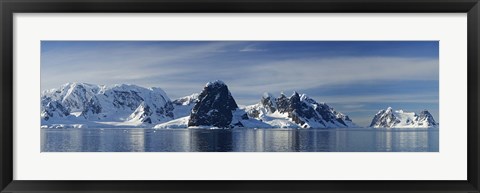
[369,107,438,128]
[41,82,175,126]
[187,80,244,128]
[244,92,356,129]
[42,81,357,129]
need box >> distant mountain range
[369,107,438,128]
[41,81,438,129]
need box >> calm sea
[41,127,439,152]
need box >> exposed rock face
[246,92,355,128]
[188,80,239,128]
[287,92,321,127]
[260,93,277,113]
[369,107,438,128]
[416,110,438,127]
[369,107,397,128]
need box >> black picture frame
[1,0,479,192]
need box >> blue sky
[41,41,439,126]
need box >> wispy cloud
[340,104,366,110]
[41,42,241,90]
[228,57,438,95]
[311,93,439,104]
[239,44,268,52]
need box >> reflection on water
[41,128,439,152]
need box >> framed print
[1,0,479,193]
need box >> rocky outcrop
[188,80,239,128]
[245,92,356,128]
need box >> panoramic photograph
[40,41,439,152]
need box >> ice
[153,116,189,129]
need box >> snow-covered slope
[172,93,199,118]
[369,107,438,128]
[243,92,356,129]
[153,116,190,129]
[41,83,174,127]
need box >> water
[41,128,439,152]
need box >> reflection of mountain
[43,81,386,129]
[189,129,233,152]
[374,129,437,151]
[41,128,439,152]
[369,107,438,128]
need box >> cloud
[41,42,438,106]
[41,42,241,90]
[239,44,267,52]
[340,104,366,110]
[226,57,438,96]
[311,93,439,104]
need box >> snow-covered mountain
[41,82,175,127]
[369,107,438,128]
[42,81,358,129]
[243,92,356,129]
[154,81,357,129]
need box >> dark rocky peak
[419,110,432,117]
[287,92,323,127]
[199,80,238,110]
[370,107,397,127]
[293,93,342,126]
[369,107,399,128]
[188,80,239,128]
[260,92,277,113]
[287,91,302,112]
[417,110,438,126]
[276,92,290,113]
[204,80,227,90]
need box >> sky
[41,41,439,126]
